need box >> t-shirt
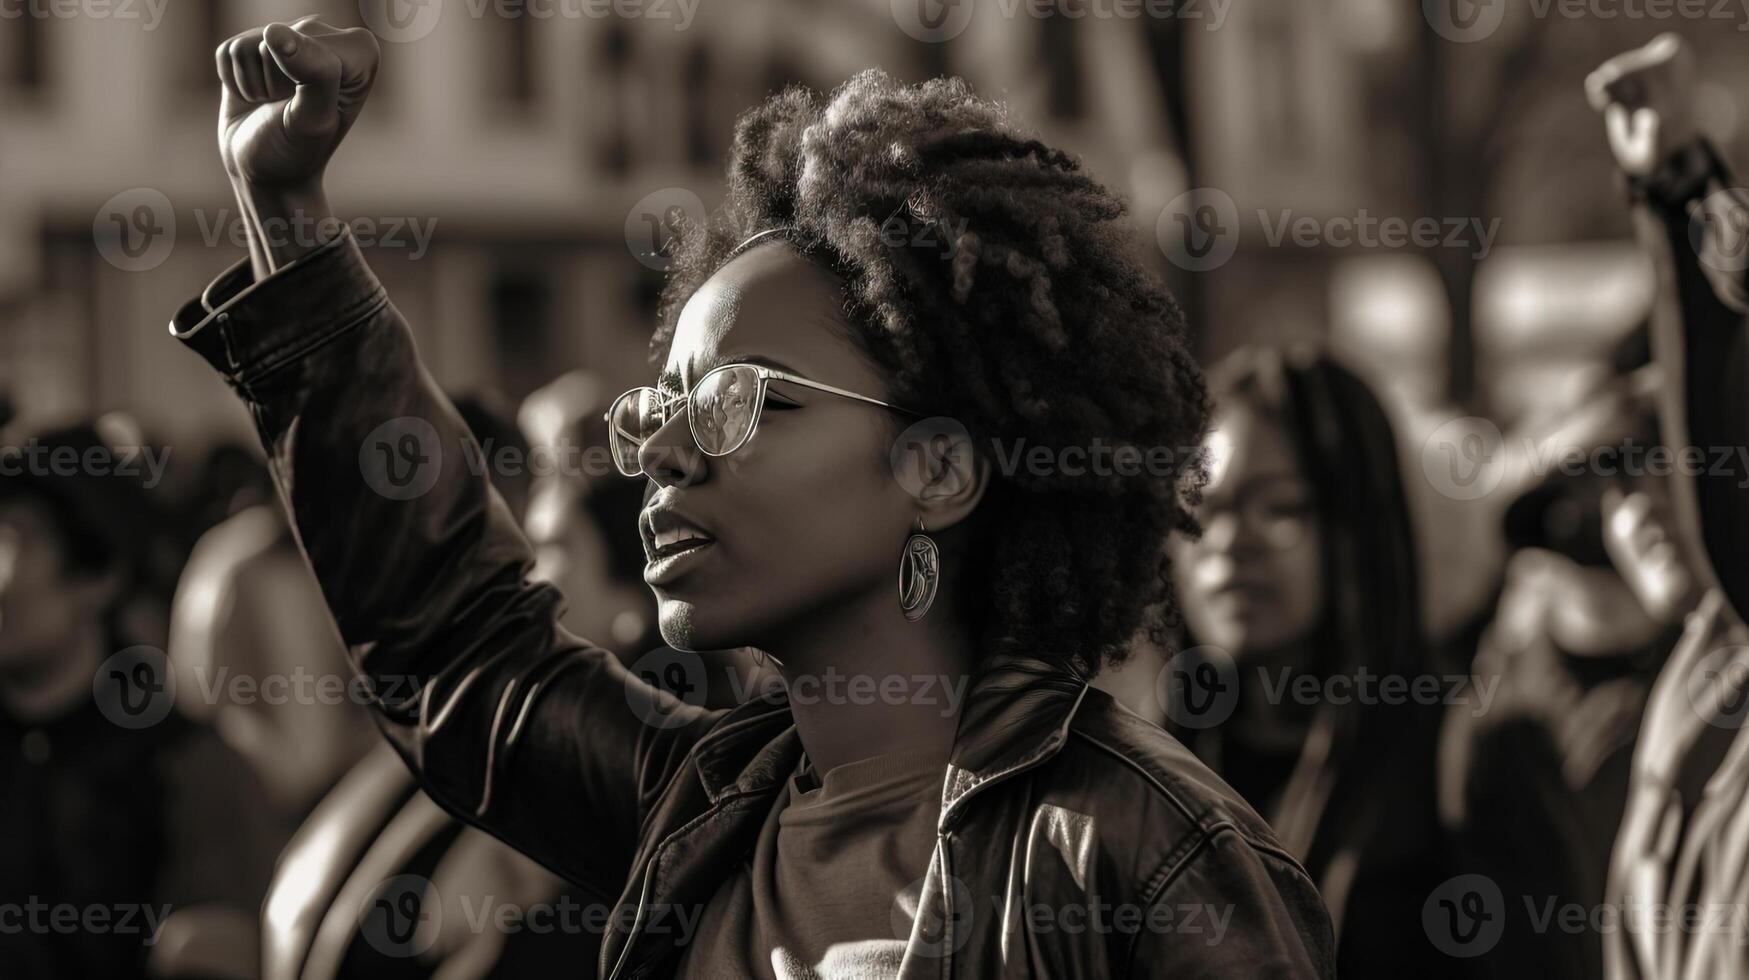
[675,746,947,979]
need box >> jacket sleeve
[167,229,718,894]
[1633,138,1749,620]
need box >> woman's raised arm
[168,19,719,896]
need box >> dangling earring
[898,518,940,622]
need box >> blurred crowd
[3,22,1749,980]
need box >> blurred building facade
[0,0,1190,452]
[3,1,1747,630]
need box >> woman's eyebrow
[657,353,806,393]
[720,353,802,374]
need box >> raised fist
[216,17,381,191]
[1586,32,1698,178]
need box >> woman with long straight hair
[1171,345,1452,975]
[173,18,1336,977]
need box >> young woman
[176,18,1335,977]
[1170,346,1453,975]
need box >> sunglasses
[605,362,920,478]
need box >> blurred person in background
[1439,356,1702,980]
[256,390,611,980]
[165,17,1340,977]
[518,370,661,655]
[1586,33,1749,980]
[168,441,378,836]
[1167,344,1456,977]
[0,421,277,980]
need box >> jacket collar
[689,653,1090,817]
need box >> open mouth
[648,532,715,562]
[640,503,718,585]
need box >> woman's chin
[656,598,746,654]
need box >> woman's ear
[890,417,990,532]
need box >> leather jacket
[168,229,1336,978]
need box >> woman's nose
[1200,510,1241,552]
[638,411,708,488]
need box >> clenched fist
[217,17,380,190]
[1585,33,1697,179]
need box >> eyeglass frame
[605,363,923,478]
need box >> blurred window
[598,23,631,175]
[683,44,712,166]
[1041,18,1082,120]
[490,268,556,400]
[488,8,537,108]
[182,0,225,92]
[1,10,45,92]
[1252,4,1305,161]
